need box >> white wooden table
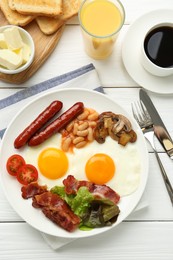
[1,0,173,259]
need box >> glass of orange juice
[78,0,125,60]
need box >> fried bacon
[21,182,48,199]
[32,191,81,232]
[63,175,120,204]
[21,176,120,232]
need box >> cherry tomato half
[16,164,38,185]
[6,154,25,176]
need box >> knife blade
[139,88,173,159]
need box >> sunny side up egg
[38,147,69,180]
[24,133,141,197]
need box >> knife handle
[154,125,173,159]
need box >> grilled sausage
[28,102,84,146]
[14,100,63,149]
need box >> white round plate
[122,9,173,94]
[0,88,149,238]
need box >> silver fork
[132,100,173,206]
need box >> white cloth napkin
[41,196,148,250]
[0,63,148,250]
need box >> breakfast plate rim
[0,88,149,238]
[122,9,173,95]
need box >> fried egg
[24,133,141,197]
[85,153,115,185]
[38,147,69,180]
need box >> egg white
[24,133,141,196]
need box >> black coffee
[144,26,173,68]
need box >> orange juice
[79,0,125,59]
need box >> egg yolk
[85,153,115,185]
[38,148,68,180]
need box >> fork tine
[131,99,153,129]
[132,101,144,123]
[131,103,139,122]
[136,101,145,121]
[139,101,146,115]
[140,101,152,121]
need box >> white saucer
[122,9,173,94]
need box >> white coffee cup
[140,23,173,77]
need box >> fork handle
[154,150,173,206]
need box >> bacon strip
[21,176,120,232]
[32,191,81,232]
[63,175,120,204]
[21,182,48,199]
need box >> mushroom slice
[118,130,137,146]
[114,115,132,133]
[112,119,125,134]
[129,130,137,143]
[118,132,132,146]
[94,111,137,146]
[94,120,108,144]
[108,126,119,141]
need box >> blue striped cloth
[0,63,104,139]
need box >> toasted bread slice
[36,16,65,35]
[61,0,81,21]
[11,0,63,17]
[0,0,34,26]
[8,0,16,10]
[36,0,81,35]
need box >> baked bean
[77,110,89,120]
[77,129,88,137]
[87,127,94,141]
[66,121,74,132]
[88,112,99,121]
[75,141,87,148]
[88,121,97,127]
[87,108,95,113]
[73,123,78,135]
[78,121,89,131]
[73,136,84,144]
[61,107,99,151]
[62,137,72,152]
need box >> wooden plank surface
[0,11,65,84]
[0,222,173,259]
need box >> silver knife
[140,88,173,159]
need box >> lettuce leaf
[51,185,120,229]
[51,186,75,206]
[51,186,93,217]
[82,198,120,228]
[70,187,94,217]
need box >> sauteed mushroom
[113,115,132,133]
[94,120,108,143]
[94,112,137,146]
